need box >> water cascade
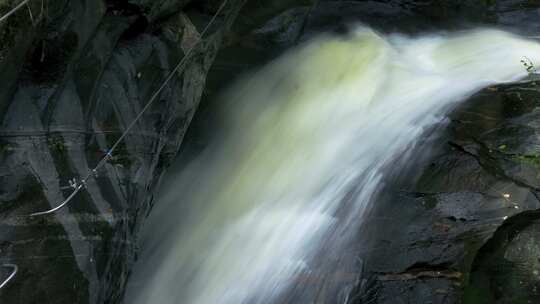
[126,27,540,304]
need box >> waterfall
[125,27,540,304]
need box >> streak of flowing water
[126,27,540,304]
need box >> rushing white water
[126,27,540,304]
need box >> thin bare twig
[0,264,18,289]
[0,0,31,24]
[26,1,34,25]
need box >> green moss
[47,135,66,152]
[46,134,73,180]
[513,154,540,167]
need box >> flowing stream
[125,27,540,304]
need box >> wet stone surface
[355,81,540,303]
[464,213,540,303]
[0,0,246,303]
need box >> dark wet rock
[488,0,540,35]
[243,0,540,49]
[373,277,459,304]
[302,0,491,36]
[352,81,540,303]
[464,211,540,303]
[0,0,246,303]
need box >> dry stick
[26,1,34,25]
[0,0,30,23]
[0,264,18,289]
[29,0,229,217]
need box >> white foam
[126,27,540,304]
